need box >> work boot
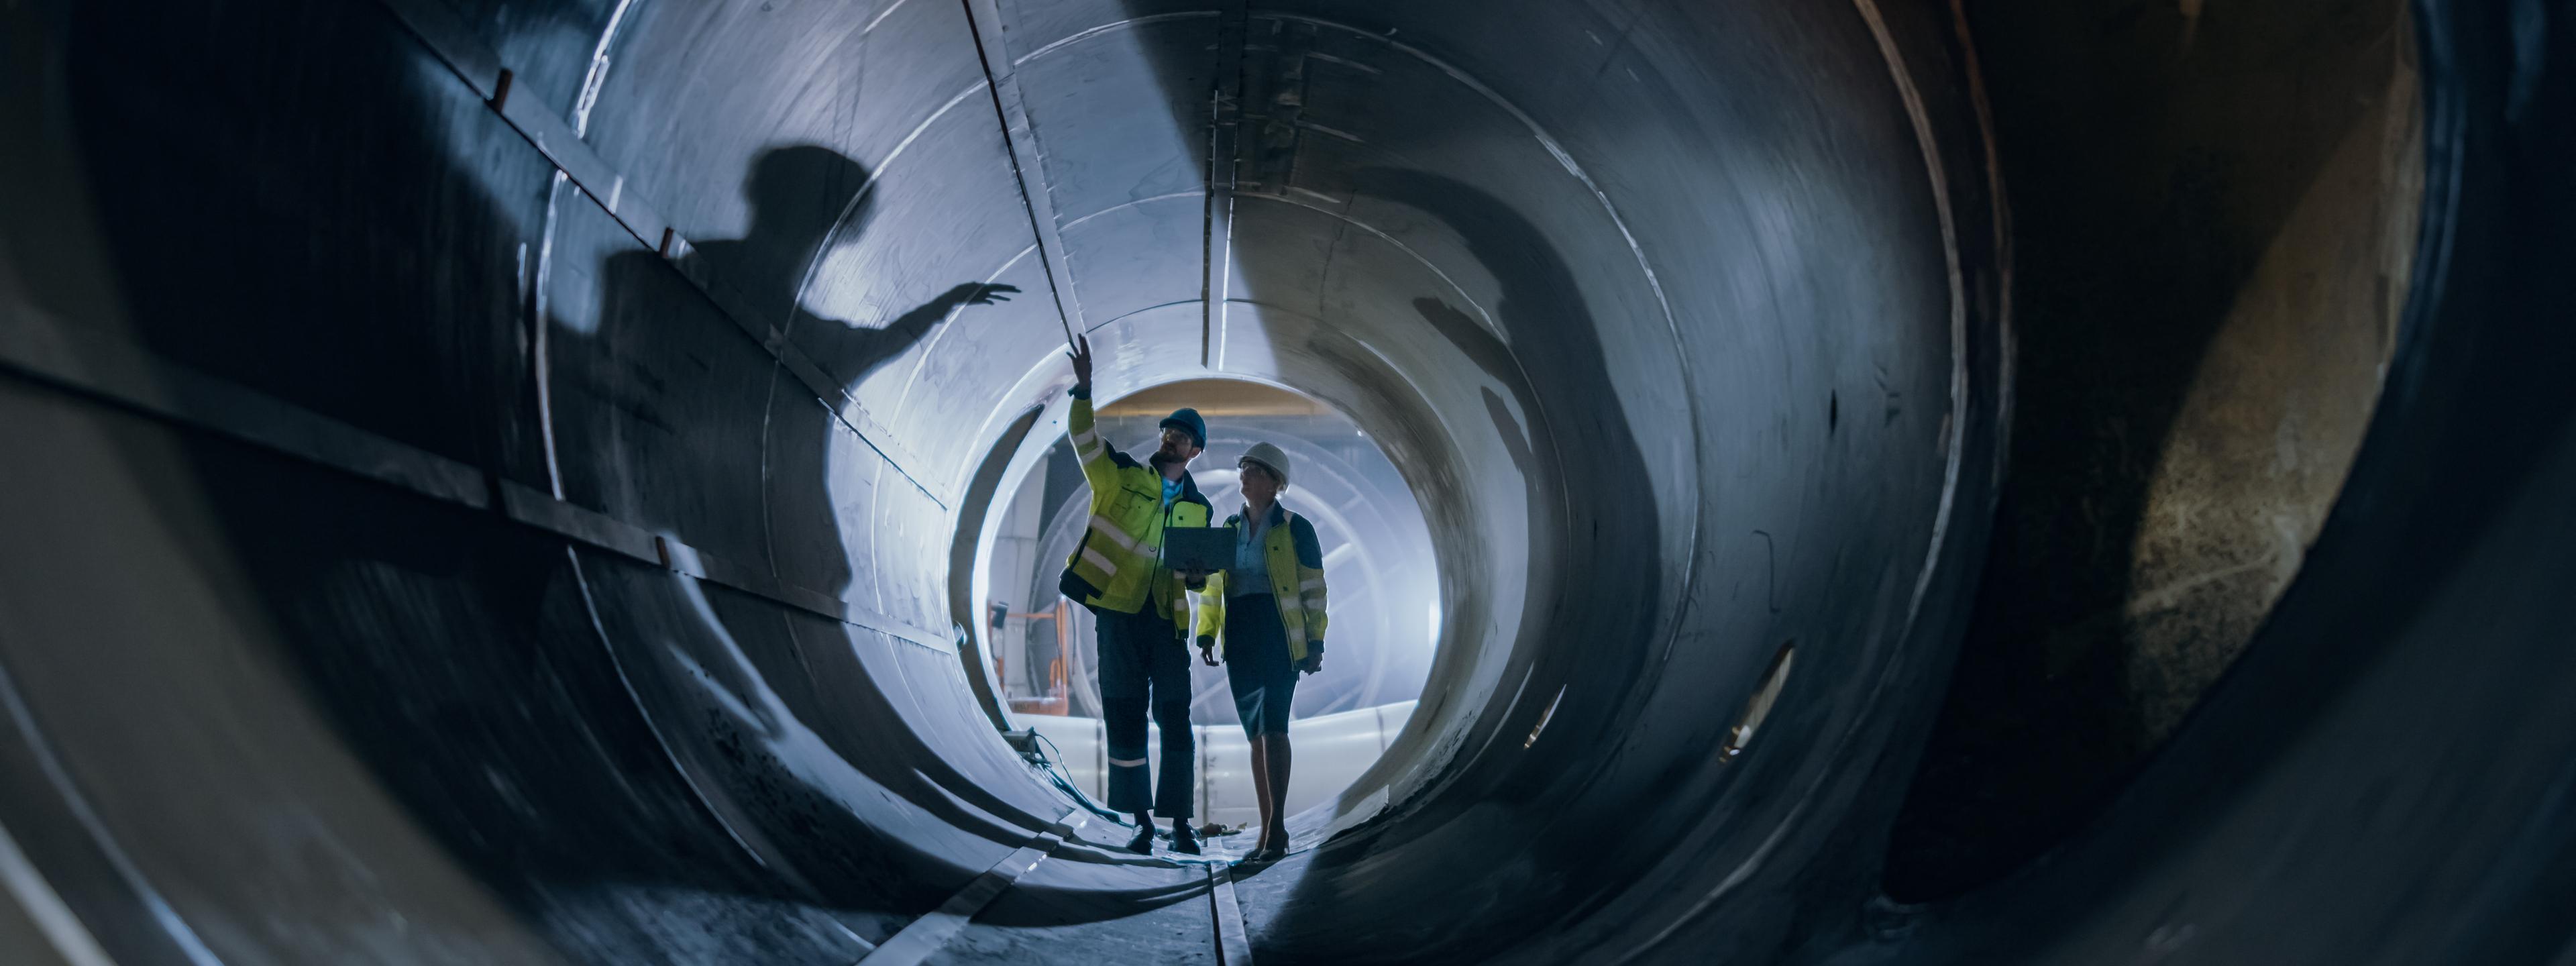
[1125,822,1156,855]
[1170,821,1201,855]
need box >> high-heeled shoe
[1233,847,1281,868]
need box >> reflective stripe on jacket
[1192,502,1328,663]
[1058,388,1210,630]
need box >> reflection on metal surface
[1720,642,1796,763]
[1524,686,1564,750]
[0,820,113,966]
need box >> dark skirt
[1224,594,1298,739]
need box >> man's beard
[1148,451,1184,471]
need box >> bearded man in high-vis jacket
[1059,335,1212,855]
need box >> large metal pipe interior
[3,0,2573,963]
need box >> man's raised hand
[1068,334,1093,392]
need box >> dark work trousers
[1095,604,1193,820]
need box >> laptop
[1159,526,1234,574]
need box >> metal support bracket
[0,302,952,653]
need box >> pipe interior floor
[928,863,1220,965]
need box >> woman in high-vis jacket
[1193,441,1328,863]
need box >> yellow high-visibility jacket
[1192,503,1329,663]
[1057,388,1209,631]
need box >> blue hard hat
[1160,408,1207,449]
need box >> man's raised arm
[1066,335,1117,492]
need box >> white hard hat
[1239,441,1293,489]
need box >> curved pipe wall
[0,0,2570,964]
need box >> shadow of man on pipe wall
[688,146,1019,405]
[572,142,1138,880]
[569,142,998,737]
[273,139,1053,946]
[50,15,1025,953]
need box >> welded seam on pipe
[557,550,802,887]
[1238,193,1503,333]
[0,307,953,653]
[367,0,949,508]
[1943,0,2018,487]
[1062,191,1205,230]
[863,0,920,38]
[960,0,1085,346]
[1849,0,1972,649]
[531,180,568,500]
[860,810,1091,965]
[1205,2,1251,368]
[1012,11,1219,67]
[527,0,638,501]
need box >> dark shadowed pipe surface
[0,0,2570,963]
